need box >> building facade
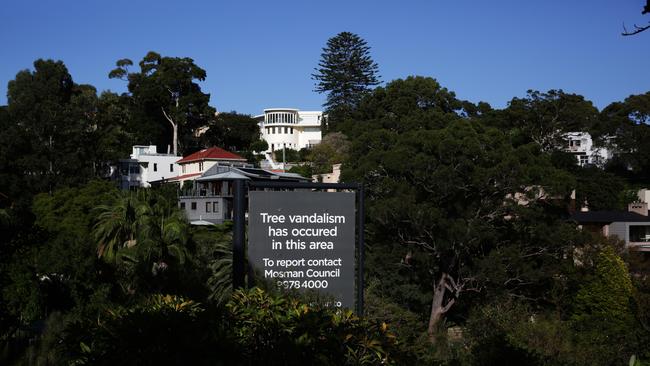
[178,164,309,225]
[254,108,323,154]
[115,145,180,189]
[564,132,612,167]
[571,198,650,252]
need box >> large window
[206,202,211,212]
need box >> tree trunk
[427,272,456,343]
[161,107,179,156]
[172,122,178,156]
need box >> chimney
[628,202,648,216]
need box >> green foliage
[571,246,640,365]
[93,189,195,296]
[573,246,634,326]
[601,93,650,183]
[574,166,625,210]
[60,289,402,365]
[109,51,216,155]
[492,89,599,150]
[249,138,268,153]
[288,164,313,179]
[200,111,262,154]
[307,132,350,174]
[4,181,119,325]
[1,60,99,206]
[227,288,401,365]
[275,147,301,162]
[63,294,229,366]
[191,223,234,305]
[313,32,380,127]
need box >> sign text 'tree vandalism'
[248,191,355,308]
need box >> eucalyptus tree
[342,76,576,342]
[109,52,215,155]
[3,59,98,197]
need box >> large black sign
[248,191,356,308]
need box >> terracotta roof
[176,147,246,164]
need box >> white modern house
[254,108,323,155]
[116,145,180,189]
[563,132,612,167]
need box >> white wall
[130,145,180,187]
[258,108,322,153]
[563,132,612,167]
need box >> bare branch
[161,107,176,127]
[622,22,650,36]
[441,298,455,313]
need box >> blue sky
[1,0,649,115]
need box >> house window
[199,162,204,171]
[182,165,186,173]
[206,202,211,212]
[213,202,219,212]
[153,163,158,172]
[630,225,650,243]
[191,202,197,210]
[170,164,174,172]
[289,127,293,134]
[579,155,589,166]
[180,202,186,209]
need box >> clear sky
[1,0,649,115]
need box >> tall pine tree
[312,32,380,130]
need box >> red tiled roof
[167,173,202,181]
[176,147,246,164]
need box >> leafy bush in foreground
[62,289,401,365]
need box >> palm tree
[93,192,146,263]
[139,196,190,274]
[93,189,192,272]
[206,231,233,304]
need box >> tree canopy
[109,52,215,156]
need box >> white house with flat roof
[254,108,323,154]
[116,145,180,189]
